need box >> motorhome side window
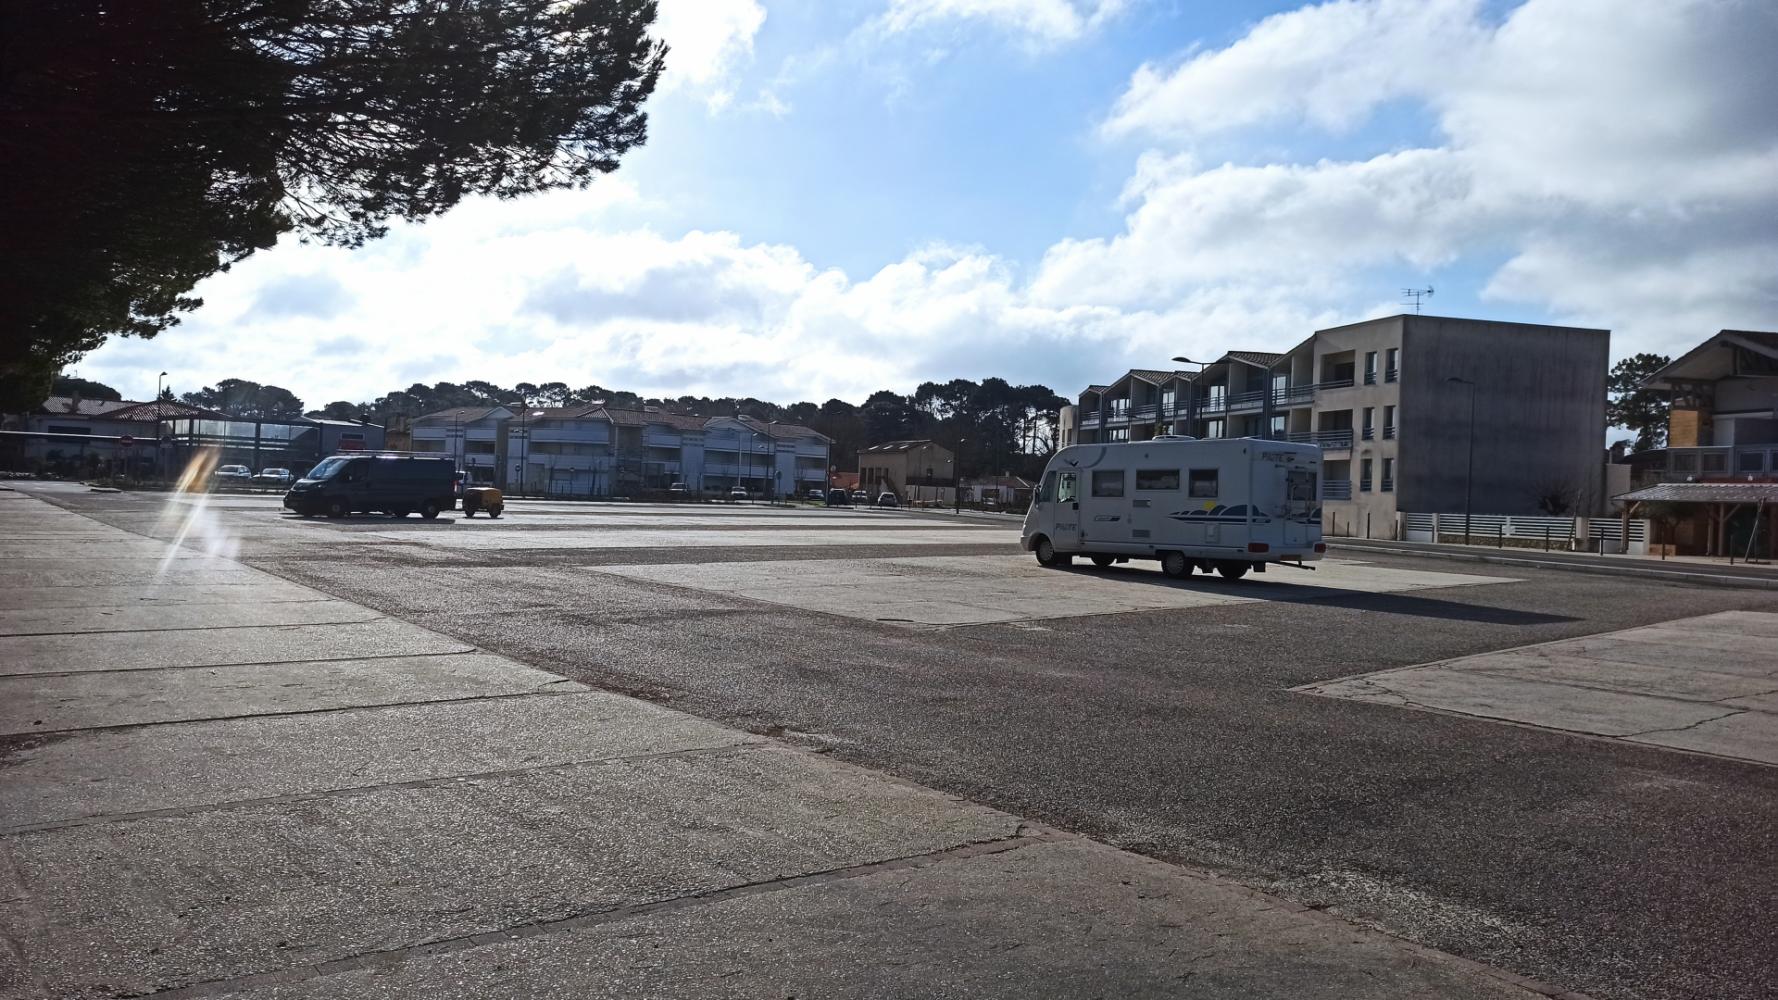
[1135,469,1180,491]
[1038,472,1056,504]
[1188,468,1218,498]
[1091,470,1125,497]
[1056,472,1079,503]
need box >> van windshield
[306,457,349,480]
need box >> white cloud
[876,0,1126,45]
[1082,0,1778,360]
[1104,0,1484,139]
[654,0,767,109]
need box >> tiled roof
[859,438,941,453]
[1224,351,1286,367]
[106,400,225,421]
[39,396,135,416]
[415,406,510,424]
[1084,385,1109,393]
[1617,482,1778,504]
[1129,369,1193,382]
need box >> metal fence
[1401,512,1649,555]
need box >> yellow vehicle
[461,486,504,518]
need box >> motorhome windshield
[306,457,349,481]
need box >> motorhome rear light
[1246,542,1270,553]
[1313,542,1327,553]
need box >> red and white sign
[118,435,135,448]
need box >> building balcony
[1316,377,1355,392]
[1361,426,1374,441]
[1363,371,1377,385]
[1227,390,1267,412]
[1381,478,1394,493]
[1385,368,1399,383]
[1323,480,1352,500]
[1103,409,1132,425]
[1131,404,1159,421]
[1079,415,1102,429]
[1359,477,1373,492]
[1656,445,1778,481]
[1383,425,1396,440]
[1281,430,1354,450]
[1199,397,1228,415]
[1271,384,1316,406]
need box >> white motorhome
[1021,437,1325,579]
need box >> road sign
[118,435,135,447]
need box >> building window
[1738,451,1766,474]
[1108,427,1129,442]
[1385,348,1399,382]
[1188,468,1219,498]
[1268,414,1287,438]
[46,425,91,435]
[1383,405,1396,439]
[1701,452,1727,473]
[1361,407,1374,440]
[1382,458,1395,492]
[1360,458,1373,492]
[1364,351,1378,385]
[1203,419,1224,439]
[1136,469,1180,491]
[1091,470,1124,497]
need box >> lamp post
[1445,377,1477,544]
[954,437,966,514]
[155,371,168,479]
[519,409,544,497]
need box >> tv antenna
[1402,286,1434,314]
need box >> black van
[284,454,457,519]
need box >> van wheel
[389,508,410,518]
[488,507,502,519]
[1034,536,1070,567]
[420,500,441,520]
[1090,555,1116,568]
[325,498,347,518]
[1161,551,1191,578]
[1216,560,1251,581]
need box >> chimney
[66,391,81,414]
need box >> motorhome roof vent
[1152,434,1198,441]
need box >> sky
[80,0,1778,409]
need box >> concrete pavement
[0,486,1562,999]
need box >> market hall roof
[1615,482,1778,505]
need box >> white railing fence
[1400,512,1649,555]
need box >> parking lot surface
[10,485,1778,1000]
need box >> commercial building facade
[1075,315,1609,529]
[857,439,956,500]
[409,405,831,498]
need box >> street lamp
[1445,377,1477,544]
[155,371,168,480]
[519,409,544,497]
[954,437,967,514]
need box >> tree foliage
[0,0,666,409]
[50,376,123,401]
[1606,352,1672,451]
[182,379,306,419]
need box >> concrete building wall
[1309,316,1405,533]
[1398,316,1608,516]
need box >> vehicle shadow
[1056,564,1578,626]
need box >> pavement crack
[1622,709,1746,739]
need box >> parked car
[285,454,457,519]
[805,488,826,502]
[877,492,899,508]
[253,468,292,486]
[212,464,252,485]
[851,490,871,505]
[728,486,749,501]
[825,488,852,507]
[668,482,689,495]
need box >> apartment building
[1075,314,1609,528]
[410,405,831,497]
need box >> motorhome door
[1052,471,1081,549]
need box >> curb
[1330,540,1778,591]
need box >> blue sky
[80,0,1778,407]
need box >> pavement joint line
[0,741,772,837]
[1330,540,1778,590]
[127,831,1064,1000]
[0,611,388,639]
[0,646,484,679]
[0,683,588,739]
[1457,662,1778,709]
[1620,708,1749,738]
